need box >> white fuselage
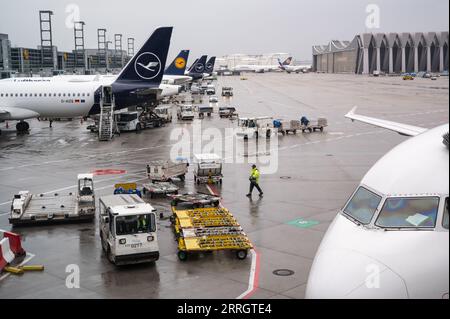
[306,125,449,299]
[0,78,99,119]
[0,75,180,121]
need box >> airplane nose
[305,249,408,299]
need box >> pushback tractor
[99,194,159,266]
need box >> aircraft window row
[376,197,440,229]
[343,187,382,225]
[0,93,90,98]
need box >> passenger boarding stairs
[98,86,117,141]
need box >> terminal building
[0,33,131,77]
[312,32,449,74]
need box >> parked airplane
[205,56,216,75]
[278,58,312,73]
[306,107,449,299]
[0,27,173,132]
[186,55,208,81]
[232,57,292,73]
[163,50,192,85]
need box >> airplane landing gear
[16,121,30,133]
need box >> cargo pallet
[171,207,253,261]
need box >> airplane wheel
[16,121,29,132]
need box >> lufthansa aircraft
[163,50,192,85]
[0,27,173,132]
[306,107,449,299]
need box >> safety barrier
[0,231,26,273]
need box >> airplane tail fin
[187,58,199,72]
[189,55,208,74]
[205,57,216,74]
[114,27,173,86]
[282,57,293,66]
[165,50,190,76]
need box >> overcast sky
[0,0,448,62]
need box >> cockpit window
[343,187,382,225]
[443,198,449,230]
[376,197,440,229]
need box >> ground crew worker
[137,215,148,232]
[246,164,263,197]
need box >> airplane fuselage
[0,79,100,120]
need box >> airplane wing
[345,107,428,137]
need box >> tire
[178,251,188,261]
[308,128,313,133]
[136,123,142,132]
[236,250,248,260]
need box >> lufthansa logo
[195,63,205,73]
[175,57,186,69]
[206,63,213,71]
[134,52,162,80]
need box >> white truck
[177,105,195,121]
[9,174,95,226]
[99,194,159,266]
[116,110,164,132]
[206,85,216,95]
[236,117,274,139]
[193,154,223,185]
[154,105,173,123]
[222,87,234,97]
[147,158,189,182]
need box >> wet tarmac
[0,73,448,299]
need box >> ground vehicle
[193,154,223,185]
[206,85,216,95]
[300,117,328,133]
[169,193,221,210]
[209,96,219,103]
[146,158,189,182]
[403,74,414,80]
[142,182,179,198]
[236,117,273,139]
[222,87,234,97]
[116,110,164,132]
[273,119,301,135]
[99,194,159,266]
[10,174,95,226]
[154,105,173,123]
[219,106,238,119]
[197,105,213,118]
[177,105,195,121]
[172,207,253,261]
[191,85,200,95]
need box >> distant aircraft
[164,50,193,85]
[306,107,449,299]
[232,57,292,73]
[205,56,216,75]
[278,58,311,73]
[0,27,173,132]
[186,55,208,81]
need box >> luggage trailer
[9,174,95,226]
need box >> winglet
[345,106,428,137]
